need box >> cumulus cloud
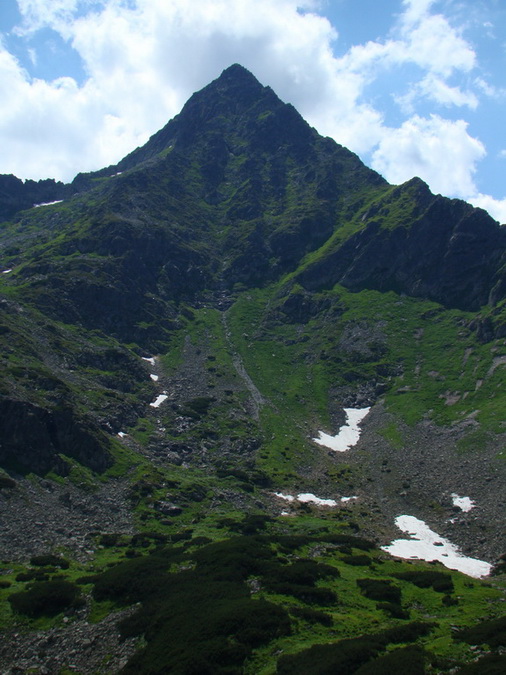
[371,115,485,197]
[0,0,503,224]
[468,194,506,225]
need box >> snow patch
[313,407,370,452]
[117,432,127,438]
[150,394,168,408]
[273,492,356,507]
[142,356,156,365]
[451,493,475,512]
[298,493,338,507]
[2,269,12,274]
[150,374,159,381]
[33,200,63,208]
[381,515,492,578]
[274,493,295,502]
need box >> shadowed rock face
[0,175,72,222]
[299,188,506,311]
[0,399,113,475]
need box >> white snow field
[313,407,370,452]
[381,515,492,578]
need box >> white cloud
[468,194,506,225]
[371,115,485,198]
[399,9,475,77]
[397,74,478,113]
[14,0,79,34]
[400,0,437,27]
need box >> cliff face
[298,179,506,311]
[0,175,71,222]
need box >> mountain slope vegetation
[0,64,505,674]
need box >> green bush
[267,559,340,587]
[231,514,273,534]
[277,636,383,674]
[454,616,506,648]
[342,554,372,566]
[268,582,337,606]
[442,594,458,606]
[321,534,375,550]
[354,646,426,674]
[16,571,49,582]
[9,580,83,617]
[118,570,290,673]
[30,554,70,569]
[99,532,129,547]
[181,396,216,418]
[89,538,292,674]
[92,553,173,605]
[380,622,435,643]
[376,601,410,619]
[357,578,402,604]
[393,570,454,593]
[455,654,506,674]
[290,606,333,626]
[191,536,277,581]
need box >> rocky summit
[0,64,505,674]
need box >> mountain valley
[0,64,505,674]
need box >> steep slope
[297,177,506,311]
[0,64,505,674]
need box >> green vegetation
[8,580,83,618]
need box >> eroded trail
[221,311,266,420]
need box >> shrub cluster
[454,616,506,648]
[342,554,372,566]
[262,558,339,605]
[290,606,333,627]
[357,578,402,604]
[277,622,434,674]
[30,554,70,569]
[393,570,454,593]
[376,601,410,619]
[354,645,426,675]
[455,653,506,674]
[9,580,83,618]
[91,537,292,673]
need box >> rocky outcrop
[298,186,506,312]
[0,175,71,222]
[0,399,113,475]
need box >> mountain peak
[218,63,259,83]
[115,64,278,171]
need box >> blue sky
[0,0,504,222]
